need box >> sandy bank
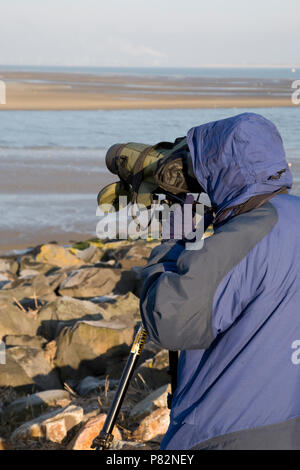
[0,71,295,110]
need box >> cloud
[105,36,168,66]
[121,42,167,60]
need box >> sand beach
[0,70,295,110]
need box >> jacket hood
[187,113,293,213]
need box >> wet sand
[0,71,295,110]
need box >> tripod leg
[91,324,147,450]
[167,350,178,409]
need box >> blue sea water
[0,107,299,157]
[0,65,299,80]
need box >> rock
[55,320,135,381]
[0,257,18,274]
[0,437,8,450]
[0,346,61,391]
[0,273,14,289]
[130,384,171,420]
[19,269,41,279]
[11,405,84,443]
[58,267,121,298]
[75,376,103,397]
[70,413,122,450]
[0,273,57,302]
[44,340,57,364]
[35,244,83,268]
[19,255,55,275]
[0,302,40,341]
[99,292,140,321]
[133,408,170,442]
[38,296,105,340]
[0,351,33,390]
[45,269,68,291]
[3,389,71,421]
[4,334,47,349]
[112,440,151,450]
[132,349,170,390]
[76,246,103,264]
[44,417,67,444]
[138,341,162,361]
[105,242,155,270]
[75,376,118,397]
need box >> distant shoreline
[0,230,96,256]
[0,70,295,110]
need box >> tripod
[91,324,178,450]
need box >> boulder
[133,408,170,442]
[132,349,170,390]
[4,334,47,349]
[0,257,18,275]
[99,292,140,321]
[3,389,71,421]
[103,242,156,270]
[112,440,151,450]
[0,438,9,450]
[0,273,15,289]
[35,244,83,268]
[38,296,106,340]
[0,303,41,340]
[0,346,61,391]
[70,413,122,450]
[130,384,171,420]
[44,340,57,365]
[11,405,84,443]
[75,376,118,397]
[137,341,162,362]
[19,269,41,279]
[58,267,121,298]
[75,245,103,264]
[0,273,57,302]
[45,270,68,291]
[55,320,135,381]
[0,351,33,390]
[19,255,55,275]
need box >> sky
[0,0,299,68]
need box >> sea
[0,66,299,252]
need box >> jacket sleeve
[140,205,276,351]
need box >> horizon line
[0,64,299,69]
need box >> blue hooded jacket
[140,112,300,450]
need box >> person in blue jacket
[139,112,300,450]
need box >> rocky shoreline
[0,239,171,450]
